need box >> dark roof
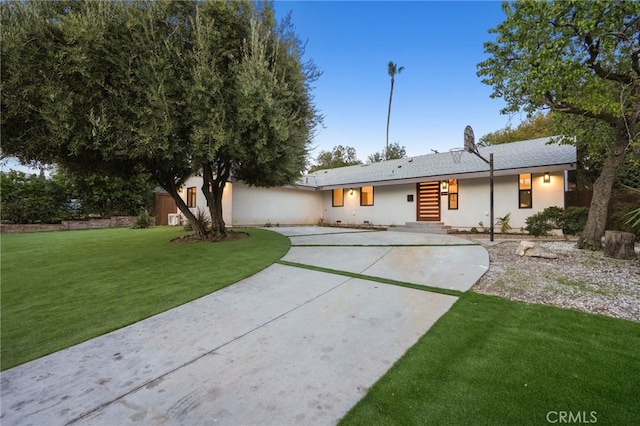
[300,137,576,189]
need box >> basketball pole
[489,153,494,242]
[469,151,494,242]
[463,125,494,242]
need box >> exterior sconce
[349,188,354,196]
[543,172,550,183]
[440,180,449,193]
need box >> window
[332,188,344,207]
[360,186,374,206]
[448,179,458,210]
[186,187,197,208]
[519,173,532,208]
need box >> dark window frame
[518,173,532,209]
[448,179,458,210]
[332,188,344,207]
[186,186,197,208]
[360,186,374,206]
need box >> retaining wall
[1,216,138,233]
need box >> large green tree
[1,0,320,240]
[308,145,362,172]
[477,0,640,249]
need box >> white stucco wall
[231,182,323,226]
[178,171,566,231]
[322,184,417,226]
[441,171,565,231]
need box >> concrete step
[392,222,459,234]
[392,226,450,234]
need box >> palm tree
[386,61,404,160]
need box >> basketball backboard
[464,125,476,153]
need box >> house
[177,137,577,232]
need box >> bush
[608,188,640,241]
[563,206,589,235]
[495,212,512,233]
[183,208,211,232]
[525,206,589,237]
[524,206,564,237]
[132,209,153,229]
[0,170,73,224]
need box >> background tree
[367,142,407,163]
[63,172,155,218]
[308,145,362,172]
[478,112,556,146]
[477,0,640,249]
[1,0,320,240]
[0,170,72,224]
[386,61,404,160]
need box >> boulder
[516,241,558,259]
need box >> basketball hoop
[450,147,464,164]
[464,125,476,153]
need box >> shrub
[132,209,153,229]
[608,187,640,241]
[495,212,512,233]
[525,212,552,236]
[563,206,589,235]
[183,208,211,232]
[525,206,564,237]
[470,227,478,234]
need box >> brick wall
[1,216,139,233]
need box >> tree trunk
[603,230,637,260]
[386,78,394,160]
[577,132,630,249]
[202,161,229,240]
[163,179,208,238]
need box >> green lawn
[0,227,290,370]
[340,291,640,425]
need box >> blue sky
[2,0,518,174]
[273,0,520,163]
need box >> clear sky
[2,0,519,174]
[273,0,521,163]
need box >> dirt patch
[171,230,250,243]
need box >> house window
[519,173,532,208]
[360,186,374,206]
[186,187,197,208]
[332,188,344,207]
[448,179,458,210]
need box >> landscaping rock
[516,240,558,259]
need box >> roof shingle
[300,137,576,189]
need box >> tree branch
[544,92,621,126]
[584,33,635,84]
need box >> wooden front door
[152,193,178,226]
[417,182,440,221]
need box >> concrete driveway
[1,227,488,426]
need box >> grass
[0,227,289,370]
[340,292,640,425]
[277,260,463,297]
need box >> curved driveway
[1,227,488,426]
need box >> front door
[417,182,440,221]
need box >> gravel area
[461,236,640,323]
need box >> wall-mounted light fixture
[349,188,354,196]
[543,172,550,183]
[440,180,449,193]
